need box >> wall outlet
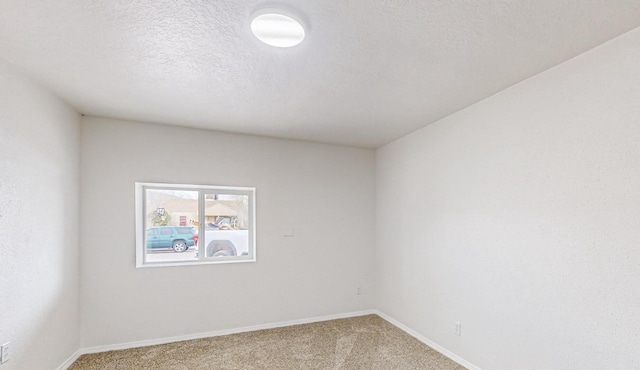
[454,322,462,336]
[282,226,294,237]
[1,342,9,364]
[356,286,362,295]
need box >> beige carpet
[68,315,466,370]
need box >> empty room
[1,1,639,369]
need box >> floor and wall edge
[58,310,376,369]
[374,310,482,370]
[58,309,480,369]
[56,350,83,370]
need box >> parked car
[203,230,249,257]
[192,217,233,245]
[193,226,250,257]
[146,226,195,252]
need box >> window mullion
[198,190,205,261]
[136,182,255,267]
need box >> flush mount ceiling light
[250,11,305,48]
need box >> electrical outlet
[1,342,9,364]
[282,226,294,237]
[356,286,362,295]
[454,322,462,336]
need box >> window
[135,182,256,268]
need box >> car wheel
[207,240,237,257]
[172,240,188,253]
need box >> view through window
[135,183,255,267]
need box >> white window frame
[135,182,256,268]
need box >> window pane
[136,183,255,268]
[145,189,198,263]
[202,194,251,259]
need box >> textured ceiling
[1,1,640,148]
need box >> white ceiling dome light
[250,11,306,48]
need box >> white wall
[375,27,640,370]
[79,117,375,347]
[4,22,639,370]
[0,60,80,369]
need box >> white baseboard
[56,349,82,370]
[374,310,482,370]
[59,309,479,370]
[78,309,376,356]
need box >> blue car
[146,226,195,252]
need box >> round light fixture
[250,12,305,48]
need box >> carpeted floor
[68,315,466,369]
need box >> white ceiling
[1,1,640,148]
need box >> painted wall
[0,60,80,369]
[375,27,640,369]
[79,117,375,347]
